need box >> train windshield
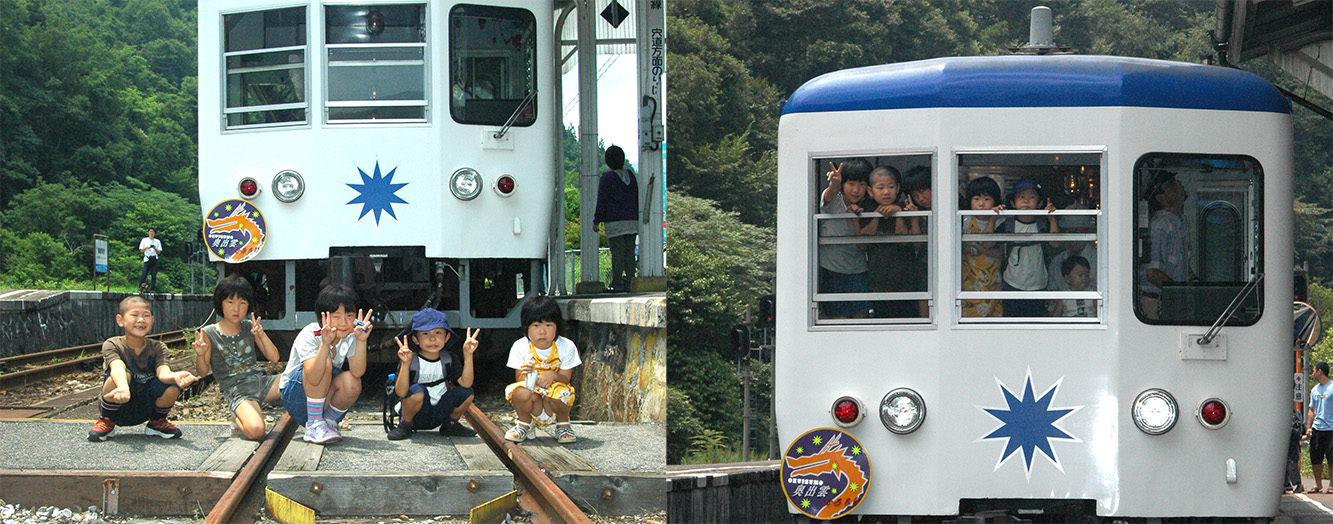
[223,7,308,129]
[449,4,537,126]
[325,5,428,123]
[811,154,933,325]
[1134,154,1264,325]
[956,153,1103,323]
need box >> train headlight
[1196,398,1230,429]
[494,174,517,197]
[238,177,261,199]
[879,388,925,434]
[1132,389,1178,435]
[271,170,305,203]
[831,396,863,427]
[450,168,482,201]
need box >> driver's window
[1133,154,1263,325]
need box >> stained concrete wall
[0,290,213,358]
[561,294,666,424]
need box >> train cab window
[449,5,537,127]
[811,155,933,325]
[223,7,308,129]
[325,5,427,123]
[1134,154,1263,325]
[955,153,1102,323]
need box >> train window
[811,155,933,325]
[955,153,1102,323]
[325,5,427,123]
[223,7,308,129]
[449,5,537,127]
[1134,154,1263,326]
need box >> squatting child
[387,308,479,440]
[89,296,197,441]
[504,295,582,444]
[193,274,282,440]
[280,284,372,444]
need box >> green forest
[665,0,1333,464]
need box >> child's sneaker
[386,421,413,441]
[555,425,576,444]
[303,419,342,444]
[440,419,476,438]
[146,418,183,439]
[88,417,116,441]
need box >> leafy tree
[667,190,774,461]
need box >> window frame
[807,150,937,329]
[221,5,311,131]
[322,3,430,125]
[1131,152,1264,327]
[447,3,538,127]
[951,147,1108,326]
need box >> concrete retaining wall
[561,294,666,424]
[0,290,213,358]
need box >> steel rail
[0,330,187,388]
[464,404,592,524]
[204,413,296,524]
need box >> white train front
[775,55,1293,520]
[198,0,557,334]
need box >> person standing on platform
[593,145,639,293]
[138,228,162,293]
[1307,362,1333,493]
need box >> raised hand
[394,335,412,363]
[825,161,844,190]
[462,328,480,357]
[1045,201,1058,213]
[902,198,918,212]
[250,313,265,337]
[192,329,210,356]
[319,312,340,345]
[353,309,374,341]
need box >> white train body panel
[776,56,1292,518]
[198,0,554,262]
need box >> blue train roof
[782,55,1290,115]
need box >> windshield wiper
[1198,273,1264,346]
[493,89,538,140]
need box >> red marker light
[1200,400,1227,427]
[833,398,860,425]
[239,177,260,198]
[496,175,516,195]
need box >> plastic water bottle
[386,373,397,396]
[525,370,537,391]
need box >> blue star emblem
[346,162,408,225]
[978,370,1081,478]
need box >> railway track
[0,330,187,389]
[196,407,592,524]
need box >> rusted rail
[204,413,296,524]
[465,404,592,524]
[0,330,187,388]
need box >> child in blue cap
[387,308,479,440]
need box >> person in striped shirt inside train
[386,308,479,441]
